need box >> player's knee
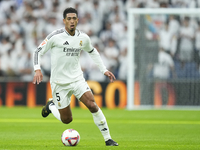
[87,101,98,113]
[61,116,73,124]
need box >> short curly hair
[63,7,78,19]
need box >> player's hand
[104,71,116,83]
[33,70,43,84]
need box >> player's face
[63,13,79,35]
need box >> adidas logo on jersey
[63,41,69,45]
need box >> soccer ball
[61,129,80,146]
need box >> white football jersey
[33,28,107,84]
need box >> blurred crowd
[146,12,200,79]
[0,0,200,82]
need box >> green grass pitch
[0,107,199,150]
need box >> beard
[70,28,75,32]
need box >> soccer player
[32,7,118,146]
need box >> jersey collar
[64,28,80,36]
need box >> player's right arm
[33,69,43,84]
[32,36,53,84]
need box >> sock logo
[98,122,105,126]
[101,128,107,131]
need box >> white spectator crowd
[0,0,200,81]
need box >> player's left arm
[88,49,116,82]
[83,35,116,82]
[104,70,116,83]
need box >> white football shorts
[51,78,91,109]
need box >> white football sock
[92,108,111,141]
[49,104,61,121]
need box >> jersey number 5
[56,93,60,101]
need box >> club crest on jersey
[79,41,82,46]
